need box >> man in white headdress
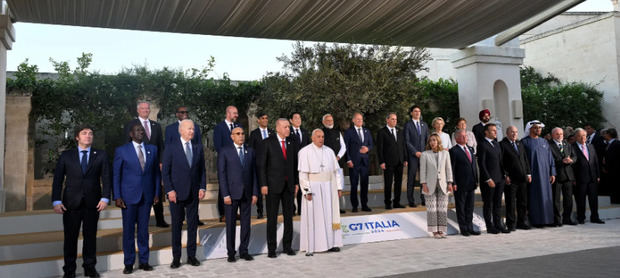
[298,129,343,256]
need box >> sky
[4,0,614,81]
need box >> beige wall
[3,95,32,211]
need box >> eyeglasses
[177,111,189,114]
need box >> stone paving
[97,218,620,278]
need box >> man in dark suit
[218,127,258,262]
[165,106,204,225]
[548,127,577,226]
[113,123,160,274]
[248,111,273,219]
[289,112,310,215]
[450,129,480,236]
[477,123,509,234]
[52,125,111,278]
[213,105,241,222]
[403,105,429,207]
[344,112,374,212]
[472,109,491,144]
[124,101,168,228]
[162,120,207,268]
[602,128,620,204]
[257,118,299,258]
[500,126,532,230]
[376,112,408,209]
[572,128,604,224]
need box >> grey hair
[551,127,563,134]
[136,100,150,109]
[276,118,289,126]
[506,125,518,134]
[454,129,467,136]
[311,128,324,136]
[574,128,586,135]
[322,113,333,122]
[385,112,397,119]
[178,119,194,132]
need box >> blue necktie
[416,121,421,134]
[185,142,193,166]
[262,129,267,139]
[513,142,519,154]
[80,150,88,174]
[238,146,245,166]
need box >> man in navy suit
[162,120,207,268]
[344,113,374,212]
[52,126,111,278]
[218,127,258,262]
[449,129,480,236]
[403,105,429,207]
[213,105,241,222]
[113,123,160,274]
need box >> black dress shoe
[498,227,510,233]
[361,207,372,212]
[285,249,297,256]
[328,247,340,252]
[227,256,236,263]
[187,256,201,266]
[460,231,470,236]
[257,213,264,219]
[84,268,100,278]
[591,219,605,224]
[170,259,181,269]
[516,224,531,230]
[385,205,392,210]
[268,251,277,258]
[351,208,358,212]
[393,204,404,209]
[123,265,133,274]
[138,263,153,271]
[532,224,545,228]
[340,209,346,214]
[63,272,76,278]
[469,230,481,236]
[487,227,499,234]
[197,220,205,226]
[156,221,170,228]
[409,203,417,208]
[239,253,254,261]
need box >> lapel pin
[93,151,97,154]
[147,151,151,155]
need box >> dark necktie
[358,128,363,142]
[416,121,421,134]
[185,142,193,166]
[558,143,564,154]
[513,141,519,154]
[296,129,301,142]
[391,128,396,141]
[238,146,244,166]
[229,123,234,132]
[80,150,88,174]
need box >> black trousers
[63,202,99,273]
[480,180,505,229]
[225,196,252,257]
[576,181,600,222]
[454,188,475,233]
[553,180,574,224]
[406,158,424,205]
[266,187,294,252]
[169,195,199,260]
[296,187,302,215]
[384,164,404,206]
[256,192,264,215]
[505,181,529,228]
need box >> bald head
[225,106,238,122]
[506,126,519,141]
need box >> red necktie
[143,120,151,140]
[463,146,472,163]
[281,140,287,160]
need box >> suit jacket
[289,126,311,148]
[500,138,531,183]
[449,144,478,191]
[376,126,408,167]
[124,118,164,161]
[420,150,453,194]
[478,138,505,183]
[214,121,241,153]
[165,121,202,146]
[344,126,374,166]
[249,127,273,150]
[572,142,600,185]
[162,140,207,201]
[113,142,161,205]
[604,140,620,177]
[257,135,299,194]
[472,123,486,145]
[217,144,259,200]
[548,139,576,182]
[51,148,112,209]
[404,119,429,161]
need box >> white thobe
[298,144,344,253]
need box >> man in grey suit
[403,105,429,207]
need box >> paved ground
[100,219,620,278]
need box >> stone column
[4,95,31,211]
[451,39,526,138]
[0,5,16,213]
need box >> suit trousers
[553,181,574,224]
[406,158,424,206]
[225,196,252,257]
[505,181,529,228]
[256,191,264,215]
[576,181,600,222]
[349,164,369,209]
[454,188,475,233]
[169,195,199,260]
[122,197,152,265]
[266,187,294,252]
[480,181,505,229]
[383,164,404,206]
[63,201,100,273]
[153,184,165,224]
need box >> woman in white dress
[431,117,452,150]
[420,133,453,238]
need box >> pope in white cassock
[298,129,344,256]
